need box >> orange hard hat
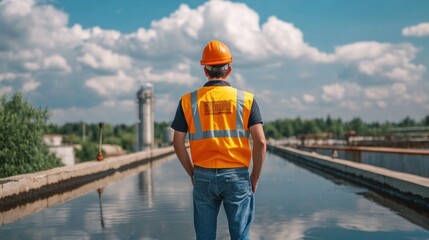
[200,40,233,65]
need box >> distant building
[44,135,75,166]
[137,83,155,151]
[43,134,62,146]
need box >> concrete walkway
[0,146,176,210]
[269,145,429,210]
[300,145,429,155]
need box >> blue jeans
[193,166,254,240]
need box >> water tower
[137,83,154,151]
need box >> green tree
[399,116,416,127]
[332,118,345,138]
[422,115,429,126]
[155,121,171,146]
[0,93,63,178]
[263,122,281,139]
[302,120,321,134]
[347,117,367,135]
[263,115,427,140]
[75,142,105,162]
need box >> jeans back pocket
[225,175,251,202]
[193,177,211,201]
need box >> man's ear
[227,66,232,76]
[204,67,209,77]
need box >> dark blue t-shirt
[171,80,263,133]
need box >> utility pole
[82,122,86,142]
[97,122,104,161]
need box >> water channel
[1,153,429,239]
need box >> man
[171,40,266,240]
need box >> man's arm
[173,130,194,183]
[249,123,266,193]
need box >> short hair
[205,64,229,79]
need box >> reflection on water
[138,162,154,208]
[1,153,428,239]
[97,188,105,229]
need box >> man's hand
[250,175,258,193]
[173,130,194,184]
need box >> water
[1,153,429,239]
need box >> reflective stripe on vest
[188,89,250,141]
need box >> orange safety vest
[181,85,254,168]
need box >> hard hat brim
[200,58,233,66]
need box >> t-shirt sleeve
[248,98,263,128]
[171,99,189,132]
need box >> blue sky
[1,0,429,124]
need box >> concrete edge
[269,144,429,209]
[300,145,429,155]
[1,154,176,225]
[0,146,176,201]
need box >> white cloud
[376,101,387,108]
[402,22,429,37]
[321,82,395,111]
[22,54,72,73]
[280,96,303,109]
[411,91,428,104]
[318,80,429,115]
[43,54,72,73]
[334,42,425,82]
[391,83,407,95]
[322,83,346,102]
[340,100,361,111]
[335,41,387,60]
[102,99,135,108]
[262,17,335,63]
[85,71,135,97]
[78,43,132,71]
[0,73,31,81]
[0,0,73,49]
[137,66,198,85]
[321,81,420,105]
[257,89,274,104]
[155,94,179,117]
[22,80,40,92]
[1,0,33,16]
[0,86,13,96]
[364,87,389,100]
[89,26,121,47]
[0,72,38,93]
[50,104,137,124]
[201,1,263,56]
[8,49,41,61]
[154,4,203,40]
[123,1,333,63]
[123,4,202,59]
[303,94,315,103]
[127,28,157,44]
[231,73,248,90]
